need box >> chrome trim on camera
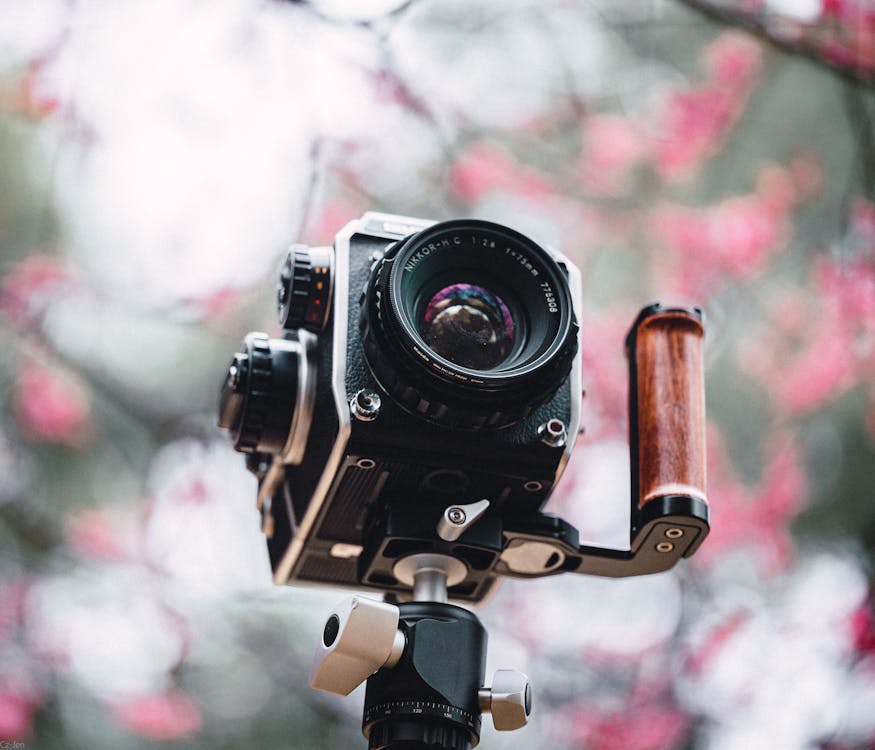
[280,330,318,465]
[253,332,318,515]
[273,214,435,586]
[552,254,583,487]
[272,221,356,584]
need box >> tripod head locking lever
[311,596,405,696]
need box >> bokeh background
[2,1,874,748]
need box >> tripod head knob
[479,669,532,731]
[311,596,406,696]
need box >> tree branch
[675,0,875,89]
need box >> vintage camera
[217,213,710,604]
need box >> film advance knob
[277,244,334,333]
[216,333,300,455]
[310,596,405,696]
[479,669,532,731]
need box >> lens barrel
[361,220,578,429]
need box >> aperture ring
[361,328,533,429]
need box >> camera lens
[419,283,515,370]
[361,220,578,429]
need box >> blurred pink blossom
[0,255,72,324]
[562,702,688,750]
[696,428,807,573]
[580,115,650,197]
[580,307,638,440]
[654,86,736,181]
[14,360,94,447]
[850,601,875,656]
[684,611,750,678]
[112,689,202,741]
[651,178,792,297]
[65,511,132,561]
[450,142,554,205]
[819,0,875,71]
[705,31,763,87]
[738,254,875,413]
[654,32,761,182]
[0,686,39,741]
[0,60,60,120]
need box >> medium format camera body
[219,212,709,605]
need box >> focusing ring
[360,220,578,430]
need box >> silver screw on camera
[351,389,381,421]
[447,507,467,525]
[538,419,567,448]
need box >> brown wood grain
[633,311,707,508]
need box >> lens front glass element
[419,283,515,370]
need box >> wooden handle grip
[627,306,707,510]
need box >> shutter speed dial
[278,244,334,333]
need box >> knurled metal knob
[217,332,303,454]
[277,244,334,333]
[479,669,532,731]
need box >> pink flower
[821,0,845,17]
[705,31,763,88]
[738,255,875,413]
[654,86,736,181]
[774,327,857,411]
[580,115,650,197]
[580,307,639,440]
[65,511,131,561]
[112,690,202,741]
[684,611,750,677]
[0,61,60,120]
[14,360,94,447]
[0,256,72,324]
[563,703,689,750]
[653,32,762,182]
[650,182,791,297]
[0,687,39,741]
[850,602,875,655]
[450,142,554,205]
[694,428,807,574]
